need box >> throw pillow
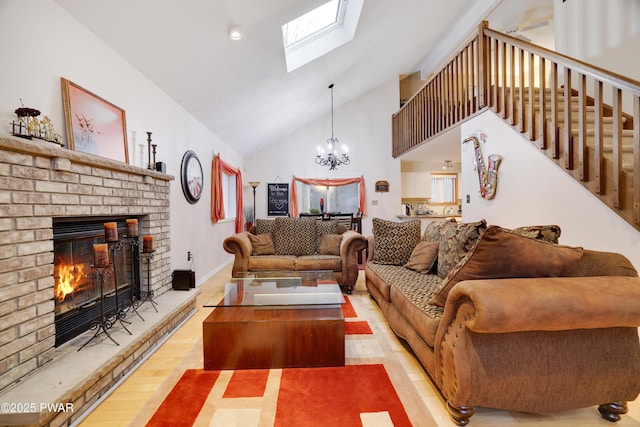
[255,219,275,238]
[316,220,340,253]
[429,225,584,307]
[512,224,561,244]
[422,218,457,242]
[319,234,342,256]
[404,241,439,273]
[372,218,421,266]
[248,233,275,255]
[437,219,487,278]
[273,217,317,256]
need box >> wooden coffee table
[202,271,345,370]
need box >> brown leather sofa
[365,218,640,425]
[223,217,366,293]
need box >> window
[282,0,341,48]
[430,174,457,204]
[222,173,237,219]
[281,0,363,72]
[297,182,359,214]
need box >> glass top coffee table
[202,271,345,370]
[203,270,345,308]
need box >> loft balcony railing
[392,21,640,230]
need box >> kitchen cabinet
[401,172,430,198]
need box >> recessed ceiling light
[227,24,242,41]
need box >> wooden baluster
[528,52,535,140]
[594,80,604,194]
[550,62,559,159]
[612,87,622,209]
[510,44,516,126]
[578,73,587,181]
[518,48,525,134]
[538,57,547,148]
[564,67,573,169]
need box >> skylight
[281,0,363,73]
[282,0,341,48]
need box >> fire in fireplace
[53,217,142,346]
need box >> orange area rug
[146,364,411,427]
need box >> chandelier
[316,83,350,170]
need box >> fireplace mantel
[0,135,176,400]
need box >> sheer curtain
[431,176,456,203]
[289,176,366,218]
[211,155,243,233]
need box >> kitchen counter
[396,214,461,220]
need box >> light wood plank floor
[78,265,640,427]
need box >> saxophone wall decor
[463,131,502,200]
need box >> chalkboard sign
[267,183,289,216]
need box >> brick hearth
[0,136,194,426]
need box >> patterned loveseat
[365,217,640,425]
[223,217,367,293]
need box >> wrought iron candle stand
[123,236,145,321]
[139,250,159,312]
[107,240,133,335]
[77,265,119,351]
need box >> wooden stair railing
[392,21,640,231]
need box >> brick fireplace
[0,135,183,413]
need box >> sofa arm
[434,276,640,416]
[222,232,253,276]
[440,276,640,334]
[339,230,367,288]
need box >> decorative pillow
[372,218,421,266]
[512,225,561,244]
[429,225,584,307]
[404,241,439,273]
[422,218,457,242]
[274,217,317,256]
[437,219,487,278]
[255,219,275,238]
[319,234,342,256]
[316,220,339,253]
[248,233,275,255]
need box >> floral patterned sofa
[223,217,367,293]
[365,217,640,425]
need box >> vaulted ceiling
[54,0,553,158]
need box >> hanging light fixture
[316,83,350,170]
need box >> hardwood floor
[78,265,640,426]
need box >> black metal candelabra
[139,250,158,312]
[77,265,119,351]
[124,236,145,321]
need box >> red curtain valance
[211,155,243,233]
[290,176,366,218]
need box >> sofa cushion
[366,263,444,346]
[295,254,341,271]
[437,219,487,278]
[274,217,317,256]
[248,233,275,255]
[248,255,296,271]
[319,234,342,256]
[404,241,439,273]
[316,220,339,253]
[512,224,561,243]
[372,218,421,266]
[429,225,584,307]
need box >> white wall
[460,110,640,270]
[0,0,243,284]
[555,0,640,81]
[244,79,402,236]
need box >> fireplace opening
[53,216,142,347]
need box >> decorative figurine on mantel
[10,100,63,145]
